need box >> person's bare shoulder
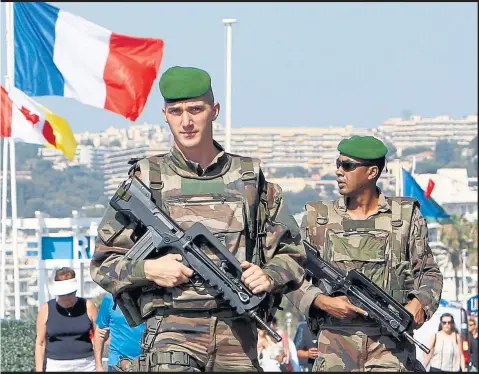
[37,302,49,324]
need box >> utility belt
[141,308,241,352]
[320,323,414,352]
[152,307,239,320]
[134,351,201,372]
[321,323,393,337]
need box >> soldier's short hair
[373,157,386,177]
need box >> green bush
[1,320,36,372]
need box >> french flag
[14,2,164,121]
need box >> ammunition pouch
[150,351,200,369]
[113,288,145,327]
[131,351,201,372]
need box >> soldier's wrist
[314,294,331,311]
[143,260,153,281]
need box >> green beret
[159,66,211,100]
[337,135,388,160]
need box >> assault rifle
[108,176,281,342]
[303,240,430,354]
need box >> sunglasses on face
[441,320,453,325]
[336,158,373,172]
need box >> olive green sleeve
[260,173,306,294]
[89,203,152,294]
[406,206,443,320]
[288,214,324,317]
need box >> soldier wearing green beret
[91,66,306,371]
[290,136,443,371]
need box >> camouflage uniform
[91,141,306,372]
[290,191,443,372]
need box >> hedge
[1,319,36,372]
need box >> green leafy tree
[384,140,397,160]
[271,167,310,178]
[435,139,459,164]
[414,160,443,174]
[283,186,319,215]
[1,320,36,371]
[401,145,432,157]
[14,143,41,169]
[441,217,478,299]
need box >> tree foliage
[384,140,397,160]
[401,145,432,157]
[435,139,460,164]
[270,166,310,178]
[6,146,107,218]
[283,186,319,215]
[440,217,478,298]
[1,320,36,371]
[415,139,475,175]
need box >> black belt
[154,308,237,319]
[149,351,201,370]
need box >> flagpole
[396,158,401,197]
[0,2,12,320]
[6,1,21,320]
[0,138,8,319]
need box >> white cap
[48,268,78,296]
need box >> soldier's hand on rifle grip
[240,261,274,294]
[314,295,368,319]
[405,297,426,328]
[144,254,194,287]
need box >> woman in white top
[424,312,466,372]
[257,329,284,372]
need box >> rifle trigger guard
[238,292,250,303]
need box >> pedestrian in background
[35,267,98,372]
[424,312,466,372]
[468,317,478,372]
[94,293,145,372]
[294,321,317,371]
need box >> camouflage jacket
[290,191,443,324]
[90,140,305,316]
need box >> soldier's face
[335,155,378,196]
[162,95,220,149]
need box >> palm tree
[440,216,478,300]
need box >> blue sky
[1,2,477,133]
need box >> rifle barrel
[403,332,430,354]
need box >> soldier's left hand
[240,261,274,294]
[405,297,426,328]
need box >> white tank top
[430,332,461,371]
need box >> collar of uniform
[335,188,390,217]
[168,140,228,176]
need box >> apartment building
[70,113,477,196]
[103,141,172,197]
[379,114,477,153]
[223,124,377,175]
[39,145,109,171]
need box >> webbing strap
[137,158,151,187]
[239,157,259,239]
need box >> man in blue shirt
[94,293,145,372]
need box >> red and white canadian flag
[1,85,77,159]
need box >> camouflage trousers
[132,314,262,372]
[312,329,422,372]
